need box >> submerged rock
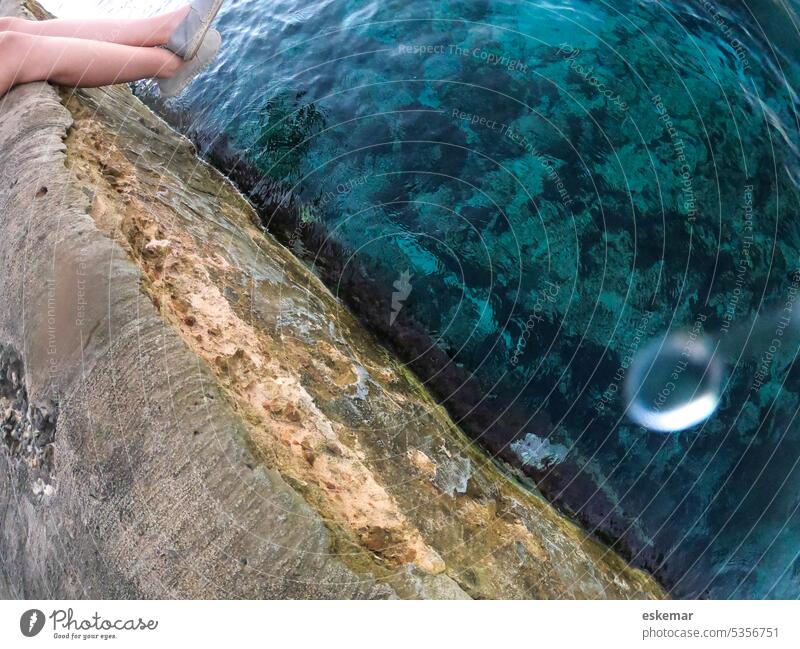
[0,0,665,599]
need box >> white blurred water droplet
[624,333,723,432]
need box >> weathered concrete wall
[0,0,665,599]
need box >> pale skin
[0,6,192,97]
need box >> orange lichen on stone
[407,448,437,480]
[64,103,445,575]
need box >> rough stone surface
[0,0,666,599]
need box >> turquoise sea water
[46,0,800,597]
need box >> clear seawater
[43,0,800,598]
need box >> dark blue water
[54,0,800,597]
